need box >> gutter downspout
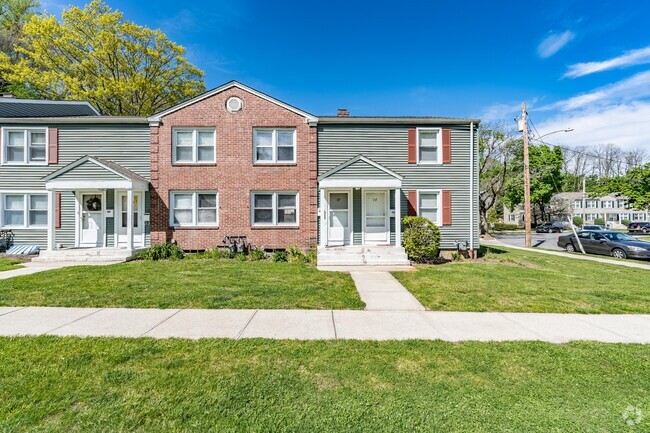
[470,122,475,257]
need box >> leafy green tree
[0,0,40,93]
[0,0,205,115]
[590,164,650,211]
[503,143,564,224]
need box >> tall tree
[591,164,650,211]
[0,0,205,115]
[503,143,564,224]
[478,122,518,233]
[0,0,40,93]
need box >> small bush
[235,253,247,261]
[622,219,631,226]
[492,223,519,231]
[248,248,267,261]
[594,217,606,226]
[286,246,310,263]
[401,216,441,263]
[451,252,464,262]
[136,242,184,261]
[572,216,584,226]
[306,248,317,264]
[272,251,288,262]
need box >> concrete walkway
[350,271,425,311]
[482,239,650,270]
[0,306,647,343]
[0,260,120,280]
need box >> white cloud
[543,70,650,111]
[564,46,650,78]
[477,102,523,122]
[537,31,575,58]
[536,101,650,150]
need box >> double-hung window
[251,192,298,226]
[417,128,441,164]
[3,128,47,165]
[253,129,296,163]
[586,200,597,208]
[573,200,582,208]
[2,193,47,228]
[173,128,216,163]
[170,191,218,227]
[418,191,441,225]
[602,200,614,209]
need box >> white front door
[364,190,388,244]
[79,192,104,247]
[117,191,143,247]
[327,191,350,246]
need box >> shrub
[594,218,606,226]
[622,219,631,226]
[401,216,441,263]
[286,246,310,263]
[272,250,287,262]
[492,223,519,231]
[248,248,267,261]
[136,242,184,261]
[572,216,584,226]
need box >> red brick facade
[149,87,318,251]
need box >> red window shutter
[48,128,58,164]
[55,192,61,228]
[442,190,452,225]
[407,191,417,216]
[442,128,451,163]
[407,128,416,163]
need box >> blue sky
[41,0,650,150]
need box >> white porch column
[47,190,55,251]
[126,189,134,251]
[395,188,401,246]
[319,188,326,247]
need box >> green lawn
[394,246,650,314]
[0,259,363,310]
[1,337,647,432]
[0,257,22,272]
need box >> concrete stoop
[33,247,136,263]
[317,246,411,267]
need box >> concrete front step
[33,248,135,263]
[317,246,411,267]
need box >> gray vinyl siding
[53,160,125,181]
[329,159,396,179]
[0,123,150,247]
[318,124,479,250]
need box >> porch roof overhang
[43,155,150,191]
[317,155,403,189]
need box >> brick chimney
[337,108,349,117]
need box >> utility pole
[521,103,532,248]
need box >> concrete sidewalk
[482,239,650,270]
[0,260,120,280]
[0,306,647,343]
[350,271,424,311]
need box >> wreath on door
[85,196,101,211]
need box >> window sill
[171,163,217,167]
[170,226,220,230]
[253,163,298,167]
[0,226,47,230]
[1,163,49,166]
[251,225,300,230]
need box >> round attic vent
[226,96,243,113]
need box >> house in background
[0,97,151,261]
[503,191,649,228]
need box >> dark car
[628,222,650,234]
[536,222,564,233]
[557,230,650,259]
[582,224,604,231]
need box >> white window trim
[573,200,582,208]
[172,128,216,164]
[252,128,297,164]
[0,191,48,229]
[416,127,442,165]
[416,189,442,226]
[251,191,299,226]
[169,191,219,227]
[1,127,49,166]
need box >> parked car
[628,222,650,234]
[557,230,650,259]
[582,224,604,231]
[536,222,564,233]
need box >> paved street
[493,231,564,251]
